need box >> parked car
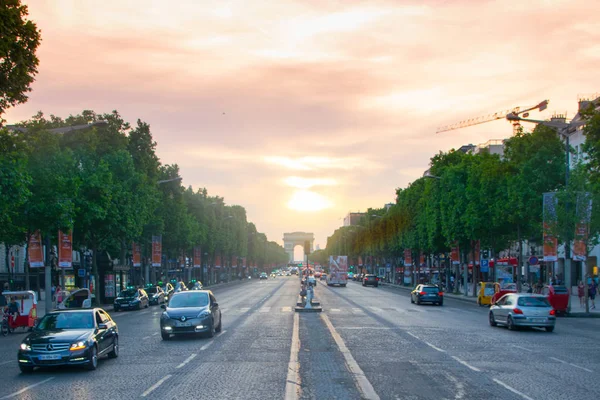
[17,308,118,373]
[160,290,222,340]
[146,286,166,305]
[259,272,268,280]
[162,283,175,300]
[362,274,379,287]
[411,284,443,306]
[489,294,556,332]
[113,288,149,311]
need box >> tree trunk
[517,225,522,292]
[91,236,100,306]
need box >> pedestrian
[589,280,597,310]
[578,281,585,308]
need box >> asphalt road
[1,276,599,400]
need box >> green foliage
[0,0,41,116]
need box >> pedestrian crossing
[218,305,474,315]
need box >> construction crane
[436,100,549,134]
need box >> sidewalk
[380,282,600,317]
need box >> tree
[0,0,41,117]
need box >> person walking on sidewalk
[578,281,585,308]
[589,280,597,310]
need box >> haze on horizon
[6,0,600,252]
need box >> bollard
[305,285,313,309]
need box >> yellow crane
[436,100,549,134]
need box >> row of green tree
[314,105,600,278]
[0,110,289,297]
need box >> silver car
[489,293,556,332]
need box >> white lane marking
[369,307,382,313]
[240,307,251,313]
[259,307,271,313]
[321,314,380,400]
[443,372,465,399]
[152,332,159,336]
[141,375,172,397]
[352,308,364,314]
[451,356,481,372]
[330,308,341,312]
[569,363,593,373]
[142,336,150,340]
[513,345,533,352]
[201,341,214,351]
[492,379,534,400]
[424,342,446,353]
[285,312,301,400]
[0,377,55,399]
[0,360,13,366]
[406,332,420,339]
[281,306,292,312]
[176,354,197,369]
[338,327,396,330]
[550,356,567,364]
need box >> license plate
[531,318,545,323]
[175,322,192,327]
[39,354,61,360]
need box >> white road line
[424,342,446,353]
[569,363,593,373]
[142,336,150,340]
[0,377,55,399]
[513,345,533,352]
[285,312,301,400]
[176,354,197,369]
[281,306,292,312]
[492,379,534,400]
[406,332,420,339]
[338,327,396,330]
[369,307,382,312]
[330,308,341,312]
[259,307,271,313]
[352,308,364,314]
[0,360,13,366]
[240,307,251,313]
[141,375,172,397]
[152,332,159,336]
[451,356,481,372]
[443,372,465,399]
[550,357,568,364]
[322,314,380,400]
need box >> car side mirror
[98,323,108,330]
[160,304,166,309]
[213,302,219,308]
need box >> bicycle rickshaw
[1,290,38,335]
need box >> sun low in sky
[6,0,600,247]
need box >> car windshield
[38,312,94,330]
[168,292,209,308]
[517,296,551,307]
[119,289,137,297]
[423,287,439,293]
[146,287,158,294]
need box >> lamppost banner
[58,230,73,268]
[152,235,162,267]
[193,247,202,268]
[404,249,412,267]
[28,231,44,268]
[573,192,592,261]
[132,242,141,267]
[451,242,460,265]
[471,240,480,265]
[543,193,558,262]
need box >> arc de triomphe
[283,232,314,263]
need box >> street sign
[528,256,539,265]
[480,259,489,273]
[78,269,86,277]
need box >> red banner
[419,251,425,266]
[451,241,460,265]
[193,246,202,268]
[28,231,44,268]
[132,242,141,267]
[58,230,73,268]
[152,235,162,267]
[543,223,558,262]
[573,223,589,261]
[404,249,412,266]
[472,240,480,266]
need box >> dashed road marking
[369,306,383,313]
[141,375,172,397]
[281,306,292,312]
[285,312,301,400]
[492,379,534,400]
[424,342,445,353]
[240,307,251,313]
[0,360,13,366]
[451,356,481,372]
[406,332,420,339]
[259,307,271,313]
[322,314,380,400]
[152,332,159,336]
[569,363,593,373]
[0,377,55,399]
[142,336,150,340]
[513,345,533,352]
[176,354,197,369]
[352,308,364,314]
[330,308,341,312]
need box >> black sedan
[18,308,118,373]
[362,274,379,287]
[146,286,166,305]
[160,290,222,340]
[411,284,444,306]
[113,288,149,311]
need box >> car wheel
[477,298,481,306]
[410,296,414,304]
[374,284,378,288]
[19,365,34,374]
[161,332,170,341]
[416,297,421,305]
[215,317,222,333]
[489,312,497,326]
[85,345,98,371]
[108,336,119,358]
[545,326,555,333]
[206,321,215,338]
[507,316,516,331]
[438,301,443,306]
[114,307,119,312]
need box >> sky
[6,0,600,257]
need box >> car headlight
[197,311,211,318]
[20,343,31,351]
[70,341,87,351]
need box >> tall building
[343,212,365,227]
